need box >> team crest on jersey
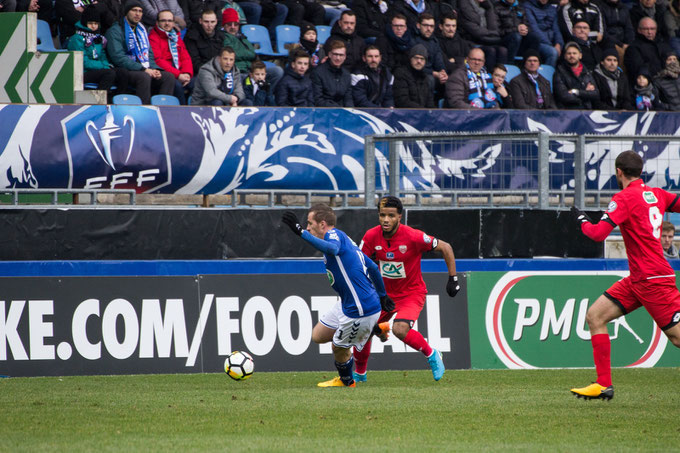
[386,252,394,259]
[607,201,618,213]
[643,191,658,204]
[423,234,432,244]
[326,270,335,286]
[399,245,407,253]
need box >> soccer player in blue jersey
[282,204,394,387]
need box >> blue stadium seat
[538,64,555,90]
[37,19,60,51]
[84,83,117,90]
[316,25,331,44]
[275,25,300,56]
[151,94,180,105]
[504,64,521,82]
[113,94,143,105]
[242,24,281,57]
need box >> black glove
[570,206,592,225]
[380,295,395,312]
[446,275,460,298]
[281,211,303,236]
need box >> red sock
[353,340,371,374]
[403,329,433,357]
[591,333,612,387]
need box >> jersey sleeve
[603,193,628,226]
[300,230,340,255]
[412,228,438,253]
[659,188,680,213]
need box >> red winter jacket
[149,26,194,78]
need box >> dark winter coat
[243,75,276,106]
[457,0,503,45]
[624,33,672,85]
[375,31,413,73]
[558,0,605,43]
[524,0,564,47]
[630,1,670,39]
[352,0,390,39]
[553,60,600,108]
[393,65,435,108]
[494,0,528,37]
[311,61,354,107]
[391,0,435,35]
[184,24,227,75]
[436,30,472,73]
[508,70,557,108]
[325,22,366,71]
[653,71,680,110]
[351,62,395,107]
[592,64,634,109]
[275,65,315,106]
[571,36,616,71]
[594,0,634,47]
[414,34,447,74]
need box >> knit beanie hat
[409,43,428,59]
[222,8,240,24]
[522,48,540,66]
[123,0,143,15]
[81,5,101,26]
[601,47,618,61]
[300,22,316,40]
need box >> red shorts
[605,276,680,330]
[378,292,426,325]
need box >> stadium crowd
[7,0,680,109]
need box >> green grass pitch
[2,368,679,452]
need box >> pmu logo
[485,271,668,369]
[60,105,171,192]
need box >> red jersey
[583,179,680,282]
[360,224,437,297]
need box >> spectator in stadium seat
[275,49,315,106]
[222,8,283,89]
[105,0,175,104]
[414,13,448,89]
[625,17,672,86]
[139,0,186,30]
[553,41,600,108]
[351,45,395,107]
[242,59,275,105]
[568,19,616,70]
[494,0,542,64]
[509,48,556,108]
[325,10,365,71]
[653,50,680,110]
[55,0,109,44]
[436,13,472,74]
[352,0,391,41]
[393,44,436,108]
[68,6,129,100]
[376,14,414,73]
[182,0,222,28]
[191,45,245,105]
[524,0,562,67]
[445,47,499,108]
[596,0,634,63]
[661,221,679,258]
[294,22,326,68]
[592,47,633,109]
[311,40,354,106]
[558,0,605,44]
[149,9,194,104]
[457,0,508,69]
[630,0,670,40]
[391,0,435,35]
[491,63,514,107]
[633,66,663,109]
[184,9,225,76]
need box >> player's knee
[666,331,680,348]
[585,308,606,329]
[392,321,410,339]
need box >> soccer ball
[224,351,254,381]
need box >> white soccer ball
[224,351,254,381]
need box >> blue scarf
[124,18,150,68]
[164,29,179,68]
[220,71,235,94]
[528,72,544,106]
[466,64,496,108]
[405,0,426,14]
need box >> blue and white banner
[1,105,679,194]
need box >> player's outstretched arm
[570,206,615,242]
[281,211,340,255]
[434,238,459,298]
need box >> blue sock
[335,356,354,386]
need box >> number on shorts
[649,206,662,239]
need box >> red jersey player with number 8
[353,196,460,382]
[571,150,680,400]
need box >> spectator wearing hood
[524,0,562,67]
[105,0,175,104]
[149,9,194,104]
[633,66,663,109]
[295,22,326,68]
[376,13,414,72]
[393,44,436,107]
[68,6,129,98]
[624,17,672,85]
[553,41,600,108]
[457,0,508,69]
[592,47,634,109]
[558,0,605,44]
[653,50,680,109]
[325,10,365,71]
[509,48,556,108]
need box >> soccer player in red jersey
[571,150,680,400]
[353,196,460,382]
